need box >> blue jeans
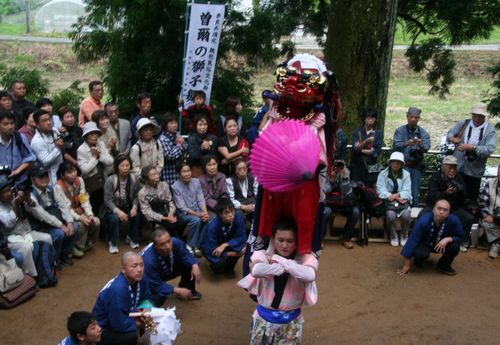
[180,214,206,248]
[103,211,142,245]
[48,223,78,260]
[323,205,360,241]
[405,166,422,206]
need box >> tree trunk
[25,0,30,33]
[324,0,398,138]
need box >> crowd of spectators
[0,79,498,344]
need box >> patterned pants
[250,314,304,345]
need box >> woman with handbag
[77,121,114,215]
[350,108,384,186]
[376,152,412,247]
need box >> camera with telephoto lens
[0,165,11,176]
[447,179,462,191]
[334,160,345,170]
[465,150,477,162]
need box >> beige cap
[442,155,458,165]
[470,103,489,117]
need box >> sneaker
[340,239,354,249]
[436,265,456,276]
[193,248,203,258]
[191,291,203,300]
[488,242,500,259]
[400,236,408,247]
[460,245,468,253]
[390,237,399,247]
[108,242,119,254]
[126,236,140,249]
[61,255,74,267]
[72,247,84,258]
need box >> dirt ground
[1,237,499,345]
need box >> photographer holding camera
[478,164,500,259]
[447,103,496,200]
[0,174,53,279]
[393,107,430,206]
[0,111,36,185]
[323,160,360,249]
[420,155,475,251]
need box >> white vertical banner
[181,3,225,108]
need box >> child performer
[238,218,318,345]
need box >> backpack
[134,141,160,159]
[33,241,57,288]
[354,183,385,218]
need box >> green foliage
[405,39,456,98]
[71,0,289,118]
[51,81,84,114]
[0,64,49,100]
[398,0,500,98]
[485,61,500,118]
[0,0,20,18]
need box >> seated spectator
[142,227,202,306]
[10,80,35,129]
[226,158,257,225]
[130,92,159,145]
[130,118,164,179]
[246,90,272,148]
[18,107,36,143]
[216,96,246,138]
[171,162,209,258]
[398,199,464,276]
[323,161,360,249]
[0,110,36,185]
[25,164,77,270]
[478,163,500,259]
[447,102,496,201]
[0,90,13,113]
[201,198,246,278]
[198,155,229,219]
[159,112,187,185]
[93,110,119,168]
[218,117,250,176]
[139,166,186,239]
[31,109,64,185]
[182,90,216,134]
[58,311,102,345]
[105,102,131,154]
[92,252,152,345]
[393,107,431,206]
[187,113,218,176]
[78,81,104,127]
[0,174,52,279]
[77,121,114,215]
[55,161,100,258]
[101,154,141,254]
[376,152,412,247]
[35,97,62,130]
[420,155,475,250]
[59,105,83,166]
[350,108,383,186]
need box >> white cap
[388,151,405,164]
[136,118,161,136]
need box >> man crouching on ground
[92,252,152,345]
[398,199,464,276]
